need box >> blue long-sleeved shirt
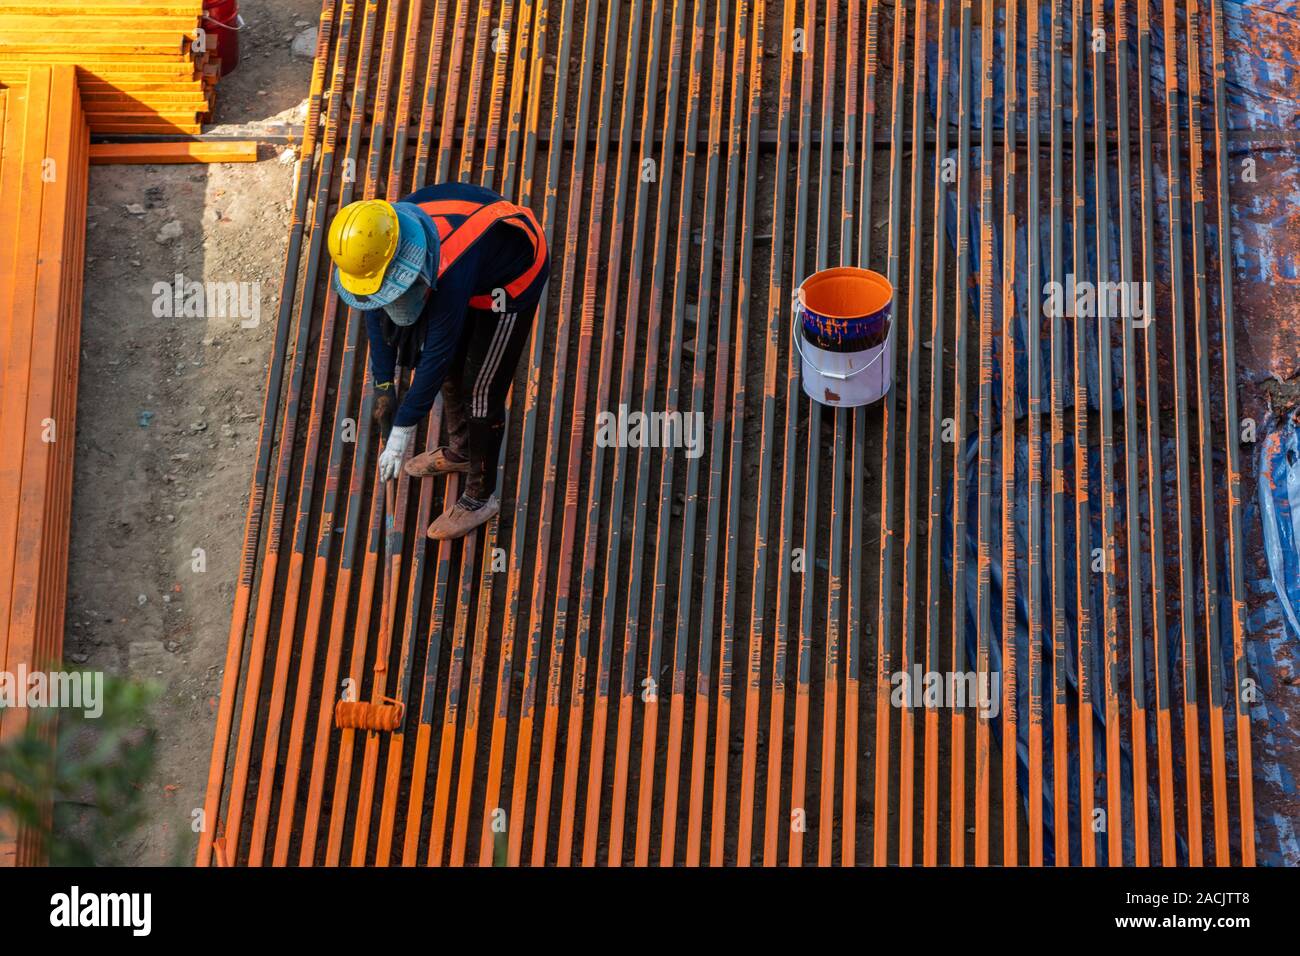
[366,184,539,428]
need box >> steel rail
[1113,0,1151,868]
[842,0,869,868]
[1209,0,1255,866]
[815,0,844,869]
[923,0,953,868]
[238,0,354,861]
[1070,0,1097,867]
[947,0,974,868]
[336,0,411,868]
[366,0,432,865]
[480,0,516,183]
[456,0,495,179]
[396,0,458,867]
[1001,0,1020,867]
[898,0,928,869]
[787,0,819,867]
[1091,0,1123,868]
[975,0,995,867]
[435,0,471,182]
[834,0,860,867]
[869,0,908,868]
[1135,0,1177,864]
[754,0,798,866]
[1048,0,1070,867]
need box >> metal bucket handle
[791,290,894,381]
[203,12,247,30]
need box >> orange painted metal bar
[948,0,974,868]
[786,0,817,868]
[1070,0,1097,869]
[872,0,907,867]
[854,0,880,868]
[0,64,87,866]
[1048,0,1070,867]
[88,140,254,162]
[369,0,434,858]
[0,2,202,12]
[975,0,995,868]
[900,0,928,868]
[1112,0,1151,869]
[1001,0,1019,868]
[0,0,218,141]
[922,0,951,870]
[815,0,842,869]
[839,0,862,870]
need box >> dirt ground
[63,0,321,865]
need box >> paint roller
[333,379,408,733]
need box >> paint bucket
[793,266,894,407]
[203,0,244,77]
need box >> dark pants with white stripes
[440,303,537,500]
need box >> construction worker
[327,183,548,539]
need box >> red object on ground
[205,0,242,77]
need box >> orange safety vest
[415,198,548,309]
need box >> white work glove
[378,424,415,482]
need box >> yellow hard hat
[327,199,400,296]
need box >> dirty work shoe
[404,446,471,478]
[427,494,500,540]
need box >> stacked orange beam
[0,1,215,135]
[0,64,89,867]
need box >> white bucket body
[797,325,894,407]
